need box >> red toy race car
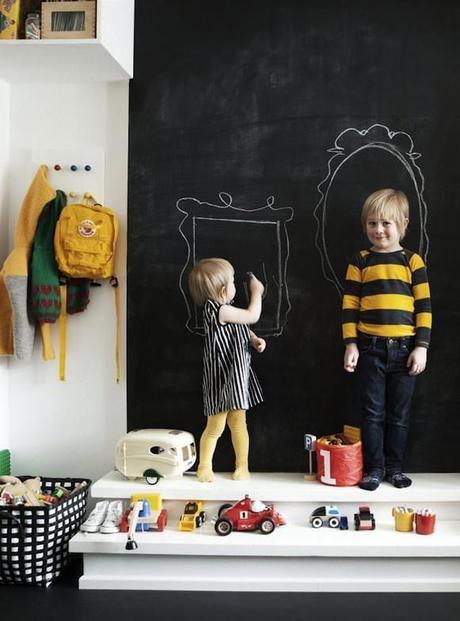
[214,495,286,536]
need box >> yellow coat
[0,166,55,359]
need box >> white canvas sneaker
[99,500,124,534]
[80,500,109,533]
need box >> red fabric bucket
[316,437,363,486]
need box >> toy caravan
[115,429,196,485]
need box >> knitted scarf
[29,191,90,323]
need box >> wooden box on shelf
[41,0,96,39]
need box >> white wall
[5,81,128,480]
[0,79,10,450]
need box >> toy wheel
[354,517,360,531]
[328,517,340,528]
[311,517,323,529]
[218,503,232,517]
[195,516,202,528]
[215,518,233,536]
[260,518,275,534]
[199,511,207,523]
[371,518,376,530]
[143,469,160,485]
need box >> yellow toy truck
[179,500,206,532]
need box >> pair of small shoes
[384,472,412,489]
[100,500,124,533]
[358,473,383,491]
[80,500,123,533]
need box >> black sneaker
[358,473,382,491]
[385,472,412,488]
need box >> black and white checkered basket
[0,477,90,586]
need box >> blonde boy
[342,189,432,491]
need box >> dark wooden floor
[2,555,460,621]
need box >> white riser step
[78,556,460,592]
[70,471,460,592]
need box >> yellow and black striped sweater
[342,248,432,348]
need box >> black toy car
[354,505,376,531]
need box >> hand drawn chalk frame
[178,193,293,336]
[313,124,429,298]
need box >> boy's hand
[344,343,359,372]
[250,335,266,353]
[407,346,427,376]
[248,275,264,297]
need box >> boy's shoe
[358,472,383,491]
[385,472,412,488]
[80,500,109,533]
[100,500,124,534]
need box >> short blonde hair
[362,189,409,238]
[188,258,234,306]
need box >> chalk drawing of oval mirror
[314,124,429,298]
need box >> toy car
[214,495,286,536]
[179,500,206,532]
[115,429,196,485]
[354,505,376,531]
[120,493,168,550]
[309,505,341,528]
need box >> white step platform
[69,471,460,592]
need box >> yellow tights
[197,409,250,482]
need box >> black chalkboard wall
[128,0,460,472]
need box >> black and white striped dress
[202,299,263,417]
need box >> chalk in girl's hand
[242,271,254,284]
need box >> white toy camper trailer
[115,429,196,485]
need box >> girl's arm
[249,330,266,353]
[219,275,264,325]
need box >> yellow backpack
[54,195,121,381]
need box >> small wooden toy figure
[188,258,266,482]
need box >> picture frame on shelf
[41,0,96,39]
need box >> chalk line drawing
[313,124,429,298]
[177,192,293,336]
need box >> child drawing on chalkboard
[188,258,266,482]
[342,189,432,491]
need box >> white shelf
[92,470,460,502]
[0,0,134,84]
[70,520,460,558]
[72,471,460,591]
[0,39,131,83]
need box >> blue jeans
[356,334,416,477]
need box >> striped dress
[342,248,432,348]
[202,299,263,417]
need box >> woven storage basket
[0,476,90,586]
